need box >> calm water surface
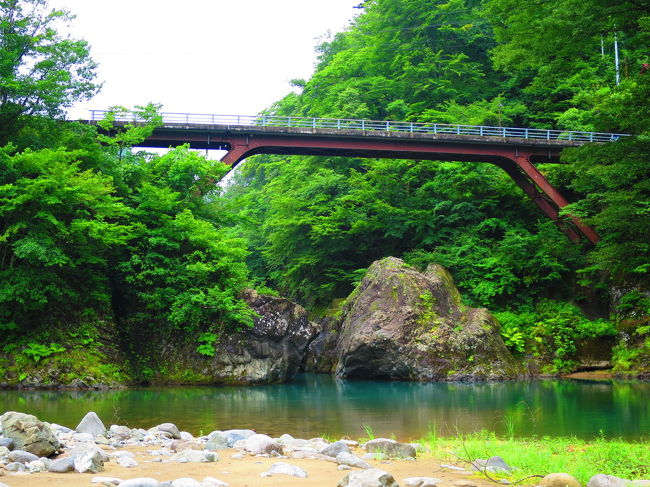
[1,375,648,441]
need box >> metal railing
[88,110,629,144]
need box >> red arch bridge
[87,110,631,245]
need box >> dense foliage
[1,0,648,379]
[0,102,253,378]
[224,0,649,369]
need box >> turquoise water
[0,375,648,441]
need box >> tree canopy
[0,0,99,139]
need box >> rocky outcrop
[304,316,340,373]
[0,411,60,457]
[330,257,522,381]
[156,289,319,385]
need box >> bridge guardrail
[88,110,629,144]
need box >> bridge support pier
[498,155,599,245]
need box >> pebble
[540,473,582,487]
[452,480,478,487]
[262,461,308,478]
[171,478,200,486]
[404,477,443,487]
[336,451,372,469]
[118,478,160,487]
[92,476,124,485]
[202,477,229,487]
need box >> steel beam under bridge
[89,118,607,244]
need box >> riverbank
[0,444,495,487]
[0,411,648,487]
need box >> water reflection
[0,375,648,440]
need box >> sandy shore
[0,444,492,487]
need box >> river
[1,374,648,441]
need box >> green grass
[417,431,649,484]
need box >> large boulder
[0,412,60,457]
[76,411,107,437]
[332,258,522,381]
[155,290,319,384]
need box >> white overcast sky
[57,0,360,120]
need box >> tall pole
[614,32,620,85]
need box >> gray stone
[289,450,334,461]
[112,451,136,459]
[8,449,39,463]
[339,465,352,470]
[5,462,26,472]
[171,479,200,487]
[404,477,443,487]
[69,443,110,461]
[0,411,60,457]
[631,482,650,487]
[74,449,105,473]
[337,468,399,487]
[202,477,229,487]
[157,423,181,439]
[452,481,478,487]
[263,462,308,478]
[539,473,582,487]
[110,425,132,436]
[244,434,283,455]
[51,423,73,434]
[48,456,76,473]
[320,441,351,457]
[587,475,628,487]
[365,438,417,458]
[180,432,193,441]
[223,429,256,447]
[76,412,107,437]
[336,451,372,469]
[171,450,217,463]
[171,440,202,452]
[205,431,228,451]
[0,438,14,450]
[91,477,123,485]
[118,479,160,487]
[117,455,138,467]
[26,459,47,473]
[472,456,512,473]
[74,432,96,442]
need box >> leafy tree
[114,145,254,336]
[0,145,131,332]
[0,0,99,139]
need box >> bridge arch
[90,111,629,245]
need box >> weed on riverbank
[419,431,649,483]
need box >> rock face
[0,412,60,457]
[157,290,319,385]
[331,257,522,381]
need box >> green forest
[0,0,648,384]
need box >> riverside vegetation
[0,0,649,384]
